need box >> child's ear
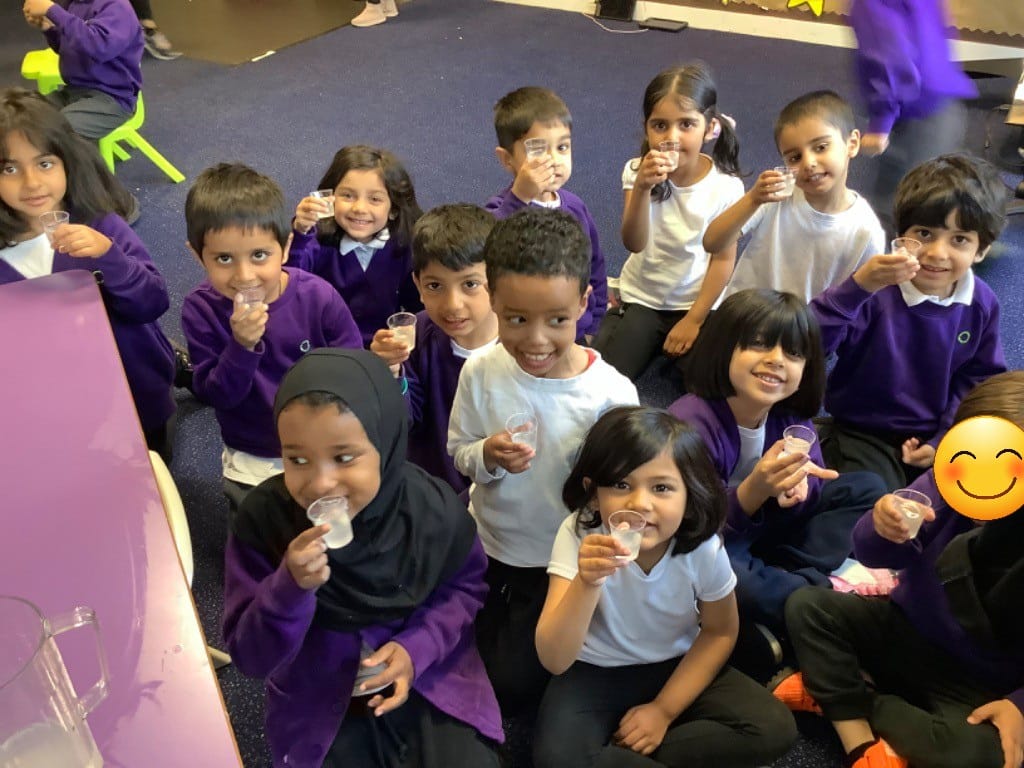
[846,128,861,159]
[281,232,293,265]
[704,117,720,143]
[495,146,516,174]
[974,246,990,264]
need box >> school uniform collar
[899,269,974,308]
[339,228,389,256]
[531,192,561,209]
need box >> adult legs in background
[785,587,1005,768]
[45,87,131,140]
[352,0,399,28]
[534,659,796,768]
[593,303,687,381]
[129,0,182,60]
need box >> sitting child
[447,207,638,713]
[486,86,607,342]
[223,349,502,767]
[812,153,1007,491]
[181,163,361,508]
[777,371,1024,768]
[371,204,498,495]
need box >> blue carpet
[2,1,1021,765]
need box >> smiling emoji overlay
[934,416,1024,521]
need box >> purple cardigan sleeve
[181,295,262,410]
[287,229,321,272]
[848,0,918,135]
[45,0,138,65]
[324,294,364,350]
[222,535,318,680]
[484,188,528,219]
[393,537,489,680]
[90,214,170,323]
[810,276,873,357]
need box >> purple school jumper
[669,395,826,533]
[485,186,608,339]
[181,267,362,457]
[811,276,1006,447]
[43,0,143,113]
[0,212,174,432]
[404,312,473,494]
[223,534,504,768]
[288,230,423,347]
[852,470,1024,713]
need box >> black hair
[483,207,589,295]
[563,406,726,555]
[637,62,741,203]
[0,88,134,244]
[773,90,855,147]
[894,153,1008,251]
[493,87,573,152]
[185,163,292,254]
[277,390,350,421]
[412,204,495,274]
[684,289,825,420]
[315,144,422,250]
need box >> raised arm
[702,190,761,254]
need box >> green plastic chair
[20,49,185,184]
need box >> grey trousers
[45,87,131,140]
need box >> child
[181,163,362,508]
[0,88,175,458]
[595,63,744,380]
[705,90,885,304]
[370,204,498,495]
[534,406,797,768]
[777,371,1024,768]
[486,86,608,342]
[23,0,143,140]
[291,144,424,346]
[223,349,502,768]
[669,289,884,668]
[812,154,1007,491]
[447,207,638,712]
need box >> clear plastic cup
[773,166,796,198]
[236,286,267,308]
[780,424,816,457]
[311,189,335,220]
[893,488,931,539]
[306,495,353,549]
[387,311,417,350]
[890,237,922,258]
[608,509,646,561]
[658,141,681,172]
[505,411,538,450]
[39,211,69,244]
[524,138,548,159]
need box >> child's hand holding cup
[658,141,681,173]
[310,189,335,219]
[39,210,69,245]
[872,489,934,543]
[306,495,353,549]
[772,166,796,198]
[386,312,417,352]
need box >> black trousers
[593,303,688,381]
[474,557,551,716]
[785,587,1005,768]
[129,0,153,20]
[324,690,499,768]
[533,659,796,768]
[818,418,926,493]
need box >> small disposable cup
[773,166,796,198]
[307,495,353,549]
[524,138,549,160]
[311,189,335,219]
[608,509,646,561]
[893,488,930,539]
[387,311,417,350]
[236,286,267,308]
[658,141,681,172]
[780,424,816,457]
[505,411,538,450]
[40,210,70,244]
[890,237,922,259]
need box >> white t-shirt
[448,344,639,567]
[619,158,744,311]
[0,233,54,279]
[724,188,884,303]
[548,514,737,667]
[728,423,765,489]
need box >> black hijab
[231,348,477,632]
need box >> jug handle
[46,606,111,717]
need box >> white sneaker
[351,2,387,26]
[382,0,399,17]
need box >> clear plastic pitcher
[0,596,109,768]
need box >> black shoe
[172,341,194,391]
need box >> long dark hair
[0,88,133,244]
[638,63,741,204]
[315,144,422,250]
[563,406,726,555]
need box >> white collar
[531,193,561,209]
[898,268,974,307]
[339,228,389,255]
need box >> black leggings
[129,0,153,21]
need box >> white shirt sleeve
[621,158,641,191]
[547,514,583,582]
[446,359,507,484]
[692,535,737,603]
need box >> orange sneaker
[851,739,907,768]
[771,671,823,714]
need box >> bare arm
[621,152,670,253]
[702,189,761,254]
[688,244,737,325]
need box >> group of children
[1,48,1021,768]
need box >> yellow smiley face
[934,416,1024,521]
